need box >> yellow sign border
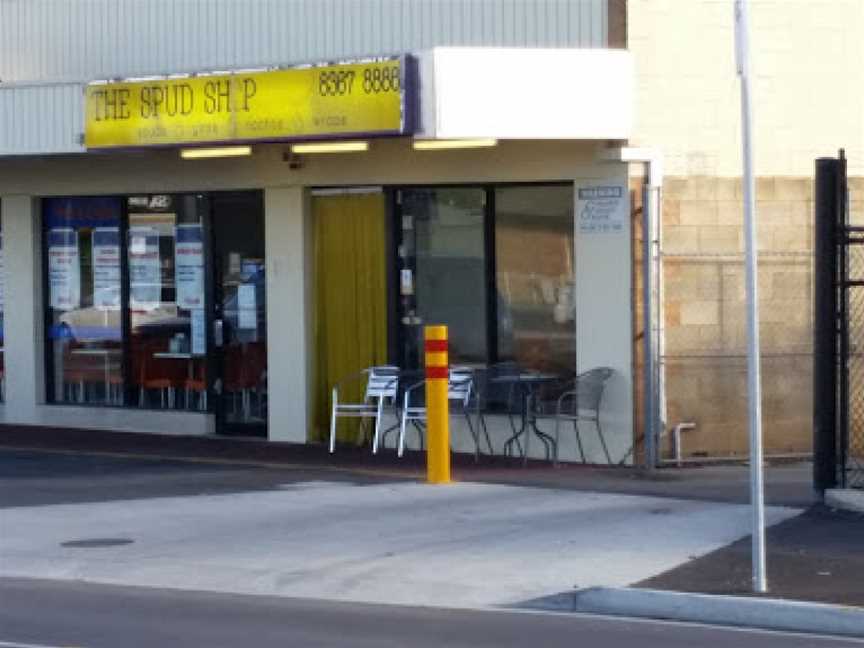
[85,56,414,150]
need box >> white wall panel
[0,84,85,155]
[0,0,607,84]
[423,48,633,140]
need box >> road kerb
[571,587,864,639]
[825,489,864,515]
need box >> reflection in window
[400,188,488,366]
[495,186,576,376]
[127,195,207,410]
[44,198,124,404]
[0,214,4,402]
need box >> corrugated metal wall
[0,83,83,154]
[0,0,607,84]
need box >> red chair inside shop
[136,339,185,408]
[247,341,267,387]
[246,341,267,418]
[62,343,106,403]
[223,342,266,420]
[184,358,208,411]
[105,343,125,405]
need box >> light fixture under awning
[291,141,369,154]
[180,146,252,159]
[412,138,498,151]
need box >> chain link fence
[659,246,814,461]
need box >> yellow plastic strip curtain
[312,192,388,443]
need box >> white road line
[0,641,83,648]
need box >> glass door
[396,188,488,369]
[211,192,267,437]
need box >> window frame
[387,180,575,370]
[39,190,257,412]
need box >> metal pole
[735,0,767,594]
[813,158,839,494]
[642,184,657,470]
[837,151,849,489]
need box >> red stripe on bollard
[424,339,449,352]
[425,366,449,379]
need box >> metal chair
[397,367,493,461]
[329,366,400,454]
[521,371,576,464]
[483,361,523,455]
[551,367,615,465]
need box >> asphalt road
[1,578,861,648]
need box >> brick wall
[654,175,864,458]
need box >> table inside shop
[70,347,123,400]
[151,352,205,380]
[490,372,560,461]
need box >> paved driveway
[1,479,799,608]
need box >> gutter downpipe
[602,147,665,470]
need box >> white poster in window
[92,227,121,310]
[47,227,81,311]
[129,227,161,310]
[0,232,4,313]
[191,307,206,355]
[577,185,626,235]
[237,284,257,329]
[174,224,204,310]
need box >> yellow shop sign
[85,57,413,149]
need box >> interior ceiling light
[290,141,369,154]
[412,138,498,150]
[180,146,252,159]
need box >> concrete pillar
[1,195,44,423]
[573,168,634,464]
[264,186,312,444]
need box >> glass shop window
[494,185,576,376]
[0,213,5,402]
[127,194,208,410]
[44,197,124,405]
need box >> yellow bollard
[424,325,451,484]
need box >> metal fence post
[813,157,839,494]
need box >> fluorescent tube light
[291,141,369,154]
[412,139,498,151]
[180,146,252,159]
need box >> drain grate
[61,538,134,548]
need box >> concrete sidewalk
[0,423,817,506]
[0,480,799,609]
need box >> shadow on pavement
[636,505,864,608]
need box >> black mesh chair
[483,361,523,455]
[551,367,615,465]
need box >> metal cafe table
[490,370,559,462]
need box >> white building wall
[629,0,864,177]
[0,0,608,85]
[1,195,43,424]
[265,186,312,445]
[574,169,633,464]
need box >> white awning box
[418,47,634,141]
